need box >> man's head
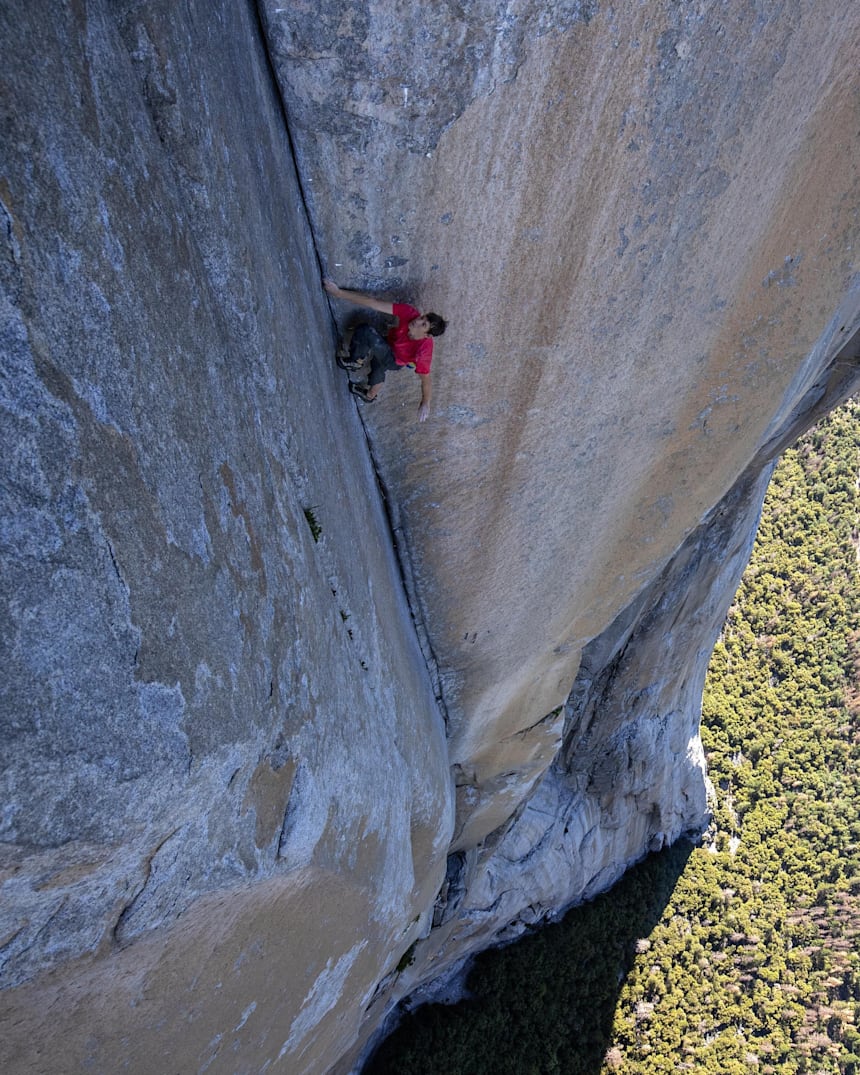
[408,312,447,340]
[426,312,447,337]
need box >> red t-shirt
[388,303,433,375]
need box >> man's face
[407,315,431,340]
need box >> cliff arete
[1,2,859,1073]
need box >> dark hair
[426,312,447,337]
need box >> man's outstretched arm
[324,279,394,316]
[417,374,432,423]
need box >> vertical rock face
[1,2,859,1074]
[0,3,451,1073]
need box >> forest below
[367,399,860,1074]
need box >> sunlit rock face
[262,0,860,1063]
[2,1,859,1073]
[263,0,860,850]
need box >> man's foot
[336,350,364,372]
[349,381,375,403]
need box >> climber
[323,278,446,423]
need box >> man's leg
[348,324,386,367]
[346,326,398,402]
[365,354,387,399]
[367,343,404,398]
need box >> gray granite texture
[1,3,450,1072]
[1,1,859,1073]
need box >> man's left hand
[418,402,430,423]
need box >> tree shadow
[364,840,694,1075]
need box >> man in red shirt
[324,279,446,423]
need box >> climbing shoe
[336,351,364,371]
[349,382,375,403]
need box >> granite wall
[1,2,859,1073]
[1,3,451,1072]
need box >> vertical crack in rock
[360,429,453,727]
[432,850,467,928]
[252,0,453,719]
[250,0,328,275]
[104,537,126,589]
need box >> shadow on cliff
[364,841,694,1075]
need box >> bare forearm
[323,279,393,316]
[417,374,432,422]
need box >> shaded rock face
[1,3,859,1075]
[1,3,451,1073]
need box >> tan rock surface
[269,0,860,857]
[265,2,860,1063]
